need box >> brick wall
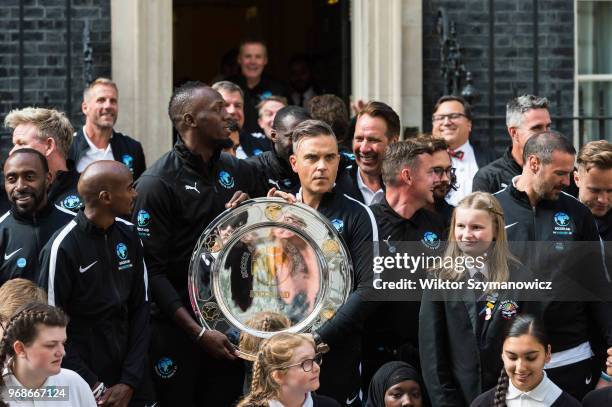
[422,0,575,152]
[0,0,111,156]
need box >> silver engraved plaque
[188,198,352,360]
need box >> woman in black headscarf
[366,361,424,407]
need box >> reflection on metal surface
[188,198,352,360]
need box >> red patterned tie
[449,149,464,160]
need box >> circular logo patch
[422,231,441,249]
[16,257,27,268]
[155,357,178,379]
[218,170,235,189]
[137,210,150,227]
[554,212,570,227]
[62,195,81,210]
[116,243,128,260]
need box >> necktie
[449,149,464,160]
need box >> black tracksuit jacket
[132,141,262,319]
[70,128,146,179]
[0,202,74,285]
[39,210,150,389]
[494,182,612,353]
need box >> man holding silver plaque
[286,119,379,406]
[132,82,264,406]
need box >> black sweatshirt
[0,202,74,285]
[39,210,150,389]
[132,140,262,319]
[494,180,612,353]
[311,190,378,346]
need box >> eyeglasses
[281,353,323,372]
[432,167,456,177]
[432,113,466,123]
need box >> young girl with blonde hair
[237,332,339,407]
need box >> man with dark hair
[366,139,445,390]
[212,81,245,156]
[473,94,552,194]
[132,81,261,406]
[3,107,82,212]
[229,40,289,135]
[40,160,153,406]
[288,119,378,406]
[70,77,146,179]
[494,130,612,399]
[432,95,496,205]
[419,135,455,226]
[0,148,75,285]
[289,54,319,108]
[575,140,612,240]
[246,105,311,194]
[309,94,351,148]
[340,101,400,205]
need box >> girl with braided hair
[0,303,95,407]
[470,315,580,407]
[237,332,339,407]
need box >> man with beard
[132,81,260,406]
[574,140,612,241]
[364,140,445,391]
[3,107,82,212]
[473,94,552,194]
[494,130,612,399]
[419,135,455,228]
[40,160,153,406]
[341,101,399,205]
[70,78,146,179]
[431,95,497,205]
[247,105,311,194]
[0,148,75,286]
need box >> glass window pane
[578,81,612,142]
[578,1,612,75]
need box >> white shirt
[506,372,563,407]
[356,168,384,206]
[446,140,479,206]
[269,392,314,407]
[76,126,114,172]
[1,368,96,407]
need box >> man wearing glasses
[473,94,552,194]
[431,95,497,205]
[419,135,456,228]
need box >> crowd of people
[0,38,611,407]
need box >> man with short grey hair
[212,81,245,156]
[473,94,551,193]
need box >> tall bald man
[40,161,153,406]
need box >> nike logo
[185,182,200,194]
[505,222,518,229]
[4,248,22,260]
[346,393,359,405]
[79,261,97,273]
[585,374,592,385]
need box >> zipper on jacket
[531,206,537,241]
[104,233,123,360]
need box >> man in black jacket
[247,105,311,194]
[286,119,378,405]
[0,148,75,286]
[493,130,612,399]
[574,140,612,241]
[473,94,551,194]
[70,77,146,179]
[40,160,152,406]
[132,81,260,406]
[3,107,82,212]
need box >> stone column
[111,0,173,163]
[351,0,423,135]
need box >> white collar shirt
[356,168,384,206]
[268,392,314,407]
[505,372,562,407]
[76,126,114,172]
[446,140,478,206]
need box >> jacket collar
[174,138,221,173]
[75,209,116,236]
[503,146,523,173]
[378,196,423,227]
[11,200,55,224]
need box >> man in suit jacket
[431,95,497,205]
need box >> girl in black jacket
[420,192,529,406]
[471,315,581,407]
